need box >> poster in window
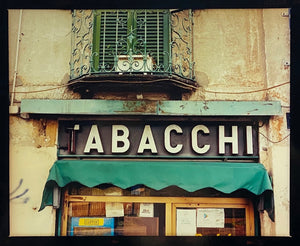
[176,209,197,236]
[105,202,124,217]
[139,203,154,217]
[197,208,225,228]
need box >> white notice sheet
[197,208,225,228]
[105,202,124,217]
[176,209,197,236]
[139,203,154,217]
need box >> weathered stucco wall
[262,9,290,236]
[9,9,70,236]
[193,9,268,101]
[9,9,290,236]
[9,9,76,101]
[9,116,58,236]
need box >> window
[59,185,255,236]
[174,204,251,236]
[92,10,169,73]
[69,9,198,96]
[68,202,165,236]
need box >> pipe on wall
[10,9,23,108]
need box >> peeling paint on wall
[32,119,57,148]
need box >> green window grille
[69,9,195,85]
[92,10,170,73]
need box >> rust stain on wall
[32,119,57,147]
[121,101,157,114]
[270,116,284,140]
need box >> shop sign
[58,120,258,159]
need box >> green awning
[39,160,273,217]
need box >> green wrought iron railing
[70,9,195,82]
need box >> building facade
[9,9,290,236]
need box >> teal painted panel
[21,99,158,115]
[158,100,282,116]
[20,99,282,116]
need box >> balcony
[68,10,198,98]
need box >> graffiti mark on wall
[10,178,30,204]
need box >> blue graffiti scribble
[10,188,29,200]
[10,178,30,203]
[10,178,23,196]
[23,197,30,204]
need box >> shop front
[37,114,274,236]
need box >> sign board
[70,217,114,236]
[58,120,258,159]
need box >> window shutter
[136,10,168,71]
[93,10,128,72]
[93,10,169,73]
[102,10,128,71]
